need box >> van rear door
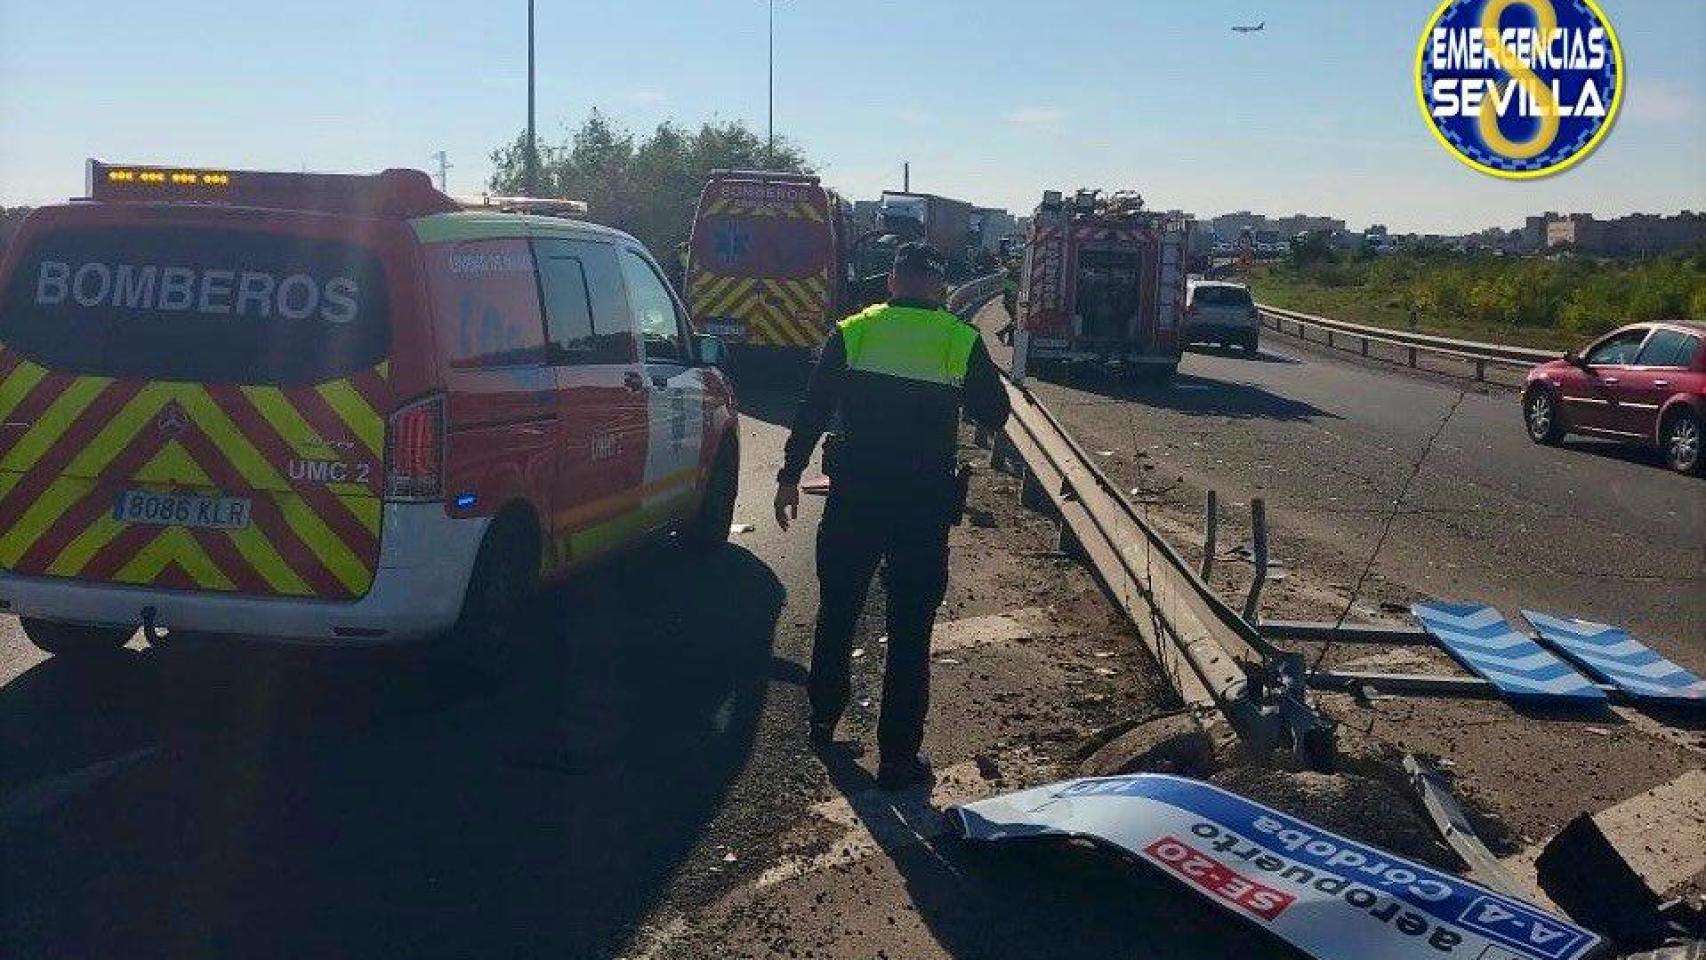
[0,213,395,600]
[687,178,834,350]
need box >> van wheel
[452,514,538,661]
[1242,332,1259,353]
[684,441,740,552]
[1662,409,1702,475]
[21,618,132,661]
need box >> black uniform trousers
[809,482,952,762]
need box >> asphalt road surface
[1004,314,1704,674]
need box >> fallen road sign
[1411,602,1604,705]
[954,774,1604,960]
[1522,610,1706,705]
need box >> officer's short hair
[893,243,948,281]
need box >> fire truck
[1014,189,1191,382]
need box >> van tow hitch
[140,605,167,646]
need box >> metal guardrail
[944,274,1334,764]
[945,272,1004,318]
[991,379,1334,763]
[1256,303,1559,383]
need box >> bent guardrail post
[1241,498,1268,623]
[1200,490,1218,581]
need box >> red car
[1522,321,1704,475]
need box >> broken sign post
[954,774,1602,960]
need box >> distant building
[1209,210,1345,244]
[970,206,1018,253]
[1273,213,1347,237]
[1536,211,1705,256]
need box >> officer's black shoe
[876,752,934,792]
[808,718,837,753]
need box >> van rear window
[1192,285,1253,307]
[692,215,831,279]
[0,226,389,385]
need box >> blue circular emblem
[1416,0,1623,179]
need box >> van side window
[432,237,546,369]
[534,237,636,364]
[620,249,688,364]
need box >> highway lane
[997,307,1704,674]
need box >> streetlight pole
[525,0,538,195]
[767,0,775,168]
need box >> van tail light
[384,395,445,501]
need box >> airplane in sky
[1231,21,1265,33]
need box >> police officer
[774,243,1010,790]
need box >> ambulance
[684,170,855,359]
[0,161,740,659]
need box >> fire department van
[0,161,740,659]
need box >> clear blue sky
[2,0,1701,233]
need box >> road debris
[1079,712,1213,778]
[955,774,1602,960]
[1402,754,1527,898]
[1534,769,1706,945]
[729,523,755,535]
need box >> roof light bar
[85,159,457,218]
[458,194,590,217]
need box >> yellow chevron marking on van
[174,389,284,488]
[64,382,178,479]
[47,513,126,577]
[275,493,369,594]
[115,527,236,591]
[227,523,312,595]
[0,359,48,425]
[314,381,382,455]
[166,391,365,591]
[243,386,380,537]
[132,439,212,486]
[0,476,89,566]
[46,443,212,576]
[0,374,112,474]
[242,385,326,457]
[338,492,381,537]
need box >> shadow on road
[0,542,784,959]
[1033,367,1341,424]
[730,384,804,431]
[813,751,1306,959]
[1555,435,1678,474]
[1182,342,1301,365]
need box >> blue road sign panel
[1524,610,1706,704]
[1411,602,1604,704]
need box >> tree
[490,111,811,259]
